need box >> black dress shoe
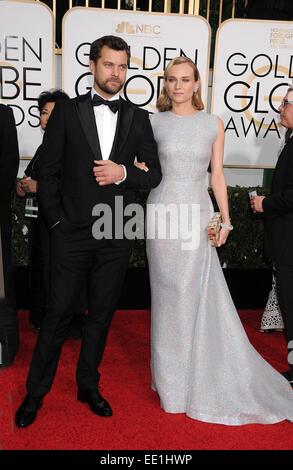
[29,314,43,333]
[15,395,43,428]
[77,388,112,417]
[31,324,41,334]
[281,369,293,384]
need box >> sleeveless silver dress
[146,111,293,425]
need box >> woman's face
[40,101,55,130]
[165,63,198,106]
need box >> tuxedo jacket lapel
[109,98,135,162]
[76,92,102,160]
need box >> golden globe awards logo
[0,35,44,128]
[69,11,207,113]
[115,21,161,37]
[223,52,293,139]
[74,43,198,109]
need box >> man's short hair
[89,35,130,65]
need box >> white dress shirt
[91,89,126,183]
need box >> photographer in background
[251,85,293,384]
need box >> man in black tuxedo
[251,85,293,384]
[15,35,162,427]
[0,104,19,366]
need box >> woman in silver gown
[143,57,293,425]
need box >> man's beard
[95,77,123,96]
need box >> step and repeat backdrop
[62,8,210,114]
[1,0,293,169]
[0,0,54,158]
[212,19,293,167]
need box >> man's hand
[250,195,265,213]
[93,160,125,186]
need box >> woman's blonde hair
[157,56,204,112]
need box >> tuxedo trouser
[0,202,16,303]
[26,226,132,397]
[275,263,293,369]
[28,215,48,324]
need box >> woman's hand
[216,227,230,247]
[17,177,38,195]
[16,178,27,197]
[134,161,149,172]
[21,178,38,193]
[208,227,231,247]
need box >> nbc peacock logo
[116,21,135,34]
[115,21,160,37]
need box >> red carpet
[0,310,293,450]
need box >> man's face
[89,46,128,99]
[278,90,293,129]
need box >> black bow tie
[92,94,120,113]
